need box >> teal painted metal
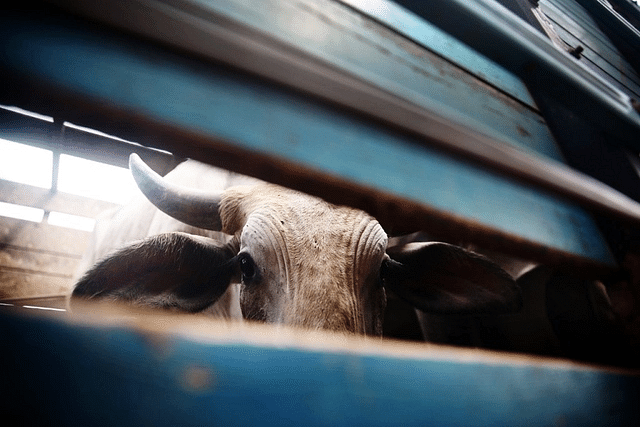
[50,0,564,162]
[331,0,538,109]
[216,0,554,160]
[540,0,640,98]
[0,9,615,265]
[575,0,640,52]
[394,0,640,150]
[2,310,639,426]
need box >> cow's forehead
[221,183,388,275]
[240,204,386,254]
[219,183,386,241]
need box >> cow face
[71,155,521,336]
[223,185,388,333]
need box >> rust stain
[516,125,532,138]
[180,364,216,393]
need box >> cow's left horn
[129,154,223,231]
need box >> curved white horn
[129,154,223,231]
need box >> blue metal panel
[394,0,640,150]
[575,0,640,52]
[1,310,639,426]
[540,0,640,98]
[52,0,562,161]
[325,0,539,109]
[0,9,615,266]
[31,0,640,235]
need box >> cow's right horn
[129,154,223,231]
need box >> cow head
[72,154,521,335]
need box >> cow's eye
[238,253,257,283]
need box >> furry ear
[382,242,522,314]
[71,232,239,313]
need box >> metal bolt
[568,45,584,59]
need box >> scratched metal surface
[540,0,640,98]
[161,0,566,162]
[339,0,538,109]
[0,3,615,267]
[1,309,639,426]
[394,0,640,150]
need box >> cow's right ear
[71,232,240,313]
[381,242,522,314]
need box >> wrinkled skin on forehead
[220,184,388,334]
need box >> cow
[407,237,637,367]
[71,154,522,336]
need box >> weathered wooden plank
[0,246,79,277]
[0,218,82,298]
[0,270,72,299]
[0,179,119,219]
[549,21,637,93]
[543,0,619,47]
[45,0,563,162]
[0,217,90,256]
[1,307,638,426]
[573,0,640,54]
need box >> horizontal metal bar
[48,0,561,159]
[575,0,640,52]
[0,294,68,304]
[0,3,622,269]
[38,0,640,227]
[0,179,117,219]
[0,265,71,279]
[0,107,179,175]
[3,309,639,426]
[338,0,538,109]
[393,0,640,148]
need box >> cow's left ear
[381,242,522,314]
[71,232,240,313]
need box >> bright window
[47,212,96,232]
[58,154,137,205]
[0,201,45,223]
[0,138,53,189]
